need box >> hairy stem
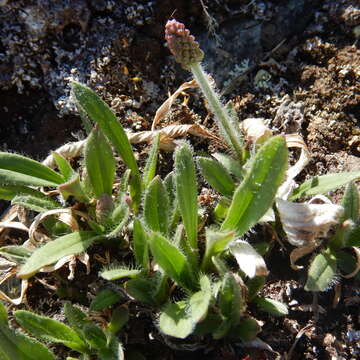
[190,62,243,162]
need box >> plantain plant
[0,18,359,359]
[100,136,290,340]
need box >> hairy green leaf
[0,185,43,201]
[247,276,266,301]
[197,156,235,196]
[72,82,141,210]
[107,204,130,238]
[0,152,64,186]
[340,181,359,223]
[212,319,232,340]
[149,232,197,291]
[211,255,230,276]
[0,246,32,265]
[336,249,357,276]
[344,225,360,247]
[72,82,138,176]
[213,197,231,221]
[158,301,194,339]
[100,267,142,280]
[254,297,288,316]
[76,100,93,135]
[18,231,102,279]
[151,272,170,305]
[90,289,122,311]
[218,273,245,327]
[51,152,74,181]
[111,197,129,224]
[188,275,212,323]
[221,136,288,236]
[193,313,222,336]
[305,250,337,292]
[117,169,131,200]
[0,325,55,360]
[0,169,60,188]
[107,306,129,335]
[58,173,89,203]
[230,316,261,341]
[0,302,7,326]
[133,219,149,271]
[98,338,124,360]
[83,323,107,350]
[85,127,116,198]
[142,133,160,189]
[63,303,91,335]
[174,143,198,249]
[143,176,170,234]
[125,277,156,305]
[164,171,176,206]
[201,229,235,272]
[15,310,88,353]
[213,152,243,179]
[12,194,61,213]
[164,172,180,232]
[290,171,360,200]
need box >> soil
[0,1,359,359]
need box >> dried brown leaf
[242,118,272,146]
[0,268,29,305]
[277,134,311,199]
[230,240,269,278]
[277,198,344,247]
[0,221,29,232]
[128,124,221,151]
[40,252,90,280]
[151,80,198,131]
[43,141,86,169]
[28,208,89,245]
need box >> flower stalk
[165,19,243,161]
[190,62,243,160]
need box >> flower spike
[165,19,204,69]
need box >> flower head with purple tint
[165,19,204,69]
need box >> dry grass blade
[128,124,222,151]
[0,268,29,305]
[0,206,24,241]
[40,252,90,280]
[285,134,311,181]
[332,283,341,308]
[278,134,311,199]
[43,140,86,169]
[28,208,89,245]
[285,324,315,360]
[0,221,29,232]
[151,80,198,131]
